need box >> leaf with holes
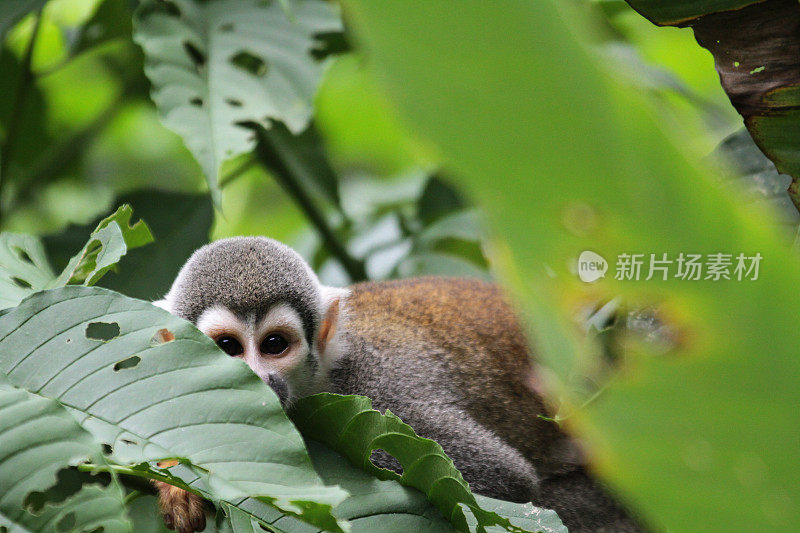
[133,0,342,202]
[0,378,132,532]
[0,286,349,532]
[0,206,153,311]
[291,393,557,533]
[0,233,56,311]
[52,204,153,287]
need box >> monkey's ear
[317,298,340,357]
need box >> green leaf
[51,204,154,287]
[0,205,152,310]
[0,286,349,532]
[45,191,214,300]
[291,394,558,533]
[0,379,132,533]
[0,0,47,41]
[0,233,55,310]
[340,1,800,531]
[133,0,342,202]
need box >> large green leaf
[51,204,153,287]
[0,205,153,310]
[341,1,800,531]
[0,379,131,532]
[292,394,562,533]
[133,0,342,201]
[0,286,349,532]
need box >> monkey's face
[194,303,316,405]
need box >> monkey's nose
[266,373,289,405]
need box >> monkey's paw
[156,481,207,533]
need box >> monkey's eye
[216,336,243,356]
[260,333,289,355]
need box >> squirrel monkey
[154,237,641,533]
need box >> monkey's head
[158,237,345,405]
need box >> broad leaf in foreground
[292,394,563,533]
[341,1,800,531]
[0,205,153,310]
[0,379,131,532]
[134,0,342,200]
[0,286,348,532]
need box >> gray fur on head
[166,237,322,345]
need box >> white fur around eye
[196,305,248,339]
[255,303,304,344]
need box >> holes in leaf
[369,449,403,475]
[102,444,113,455]
[189,96,203,107]
[11,277,32,289]
[86,322,120,342]
[151,328,175,345]
[219,22,234,32]
[230,51,267,77]
[24,467,111,514]
[225,98,243,107]
[121,438,137,446]
[312,31,348,59]
[12,246,33,264]
[113,355,140,371]
[157,459,179,469]
[183,41,206,67]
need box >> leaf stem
[218,156,257,189]
[253,125,368,281]
[0,9,44,227]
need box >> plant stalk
[253,125,368,281]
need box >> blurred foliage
[340,2,800,533]
[1,0,799,531]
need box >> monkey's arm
[155,481,206,533]
[369,402,541,503]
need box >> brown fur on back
[343,277,568,471]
